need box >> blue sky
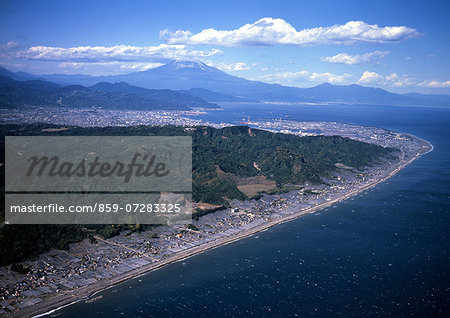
[0,0,449,93]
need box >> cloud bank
[17,44,221,62]
[212,61,250,72]
[321,51,389,65]
[418,80,450,88]
[161,18,420,47]
[259,70,354,84]
[358,71,384,83]
[57,61,165,75]
[358,71,416,87]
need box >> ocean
[54,103,450,317]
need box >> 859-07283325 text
[9,203,183,214]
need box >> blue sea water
[55,103,450,317]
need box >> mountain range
[1,61,450,107]
[0,69,219,110]
[88,82,219,108]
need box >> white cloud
[358,71,384,83]
[208,61,250,72]
[57,61,164,75]
[232,62,250,71]
[0,41,20,59]
[321,51,389,65]
[385,72,398,81]
[418,80,450,88]
[309,72,354,83]
[383,72,416,87]
[359,71,416,87]
[17,44,221,62]
[259,70,354,84]
[0,40,19,51]
[161,18,420,47]
[259,68,446,91]
[391,76,415,87]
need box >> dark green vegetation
[90,82,219,108]
[0,75,217,110]
[0,123,396,265]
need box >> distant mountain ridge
[89,82,219,108]
[2,63,450,106]
[0,66,41,82]
[178,88,256,102]
[0,75,194,110]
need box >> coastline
[8,136,433,318]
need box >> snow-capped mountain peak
[170,60,215,72]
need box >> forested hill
[0,123,396,265]
[0,75,217,110]
[1,123,394,204]
[89,82,219,108]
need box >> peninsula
[0,121,432,317]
